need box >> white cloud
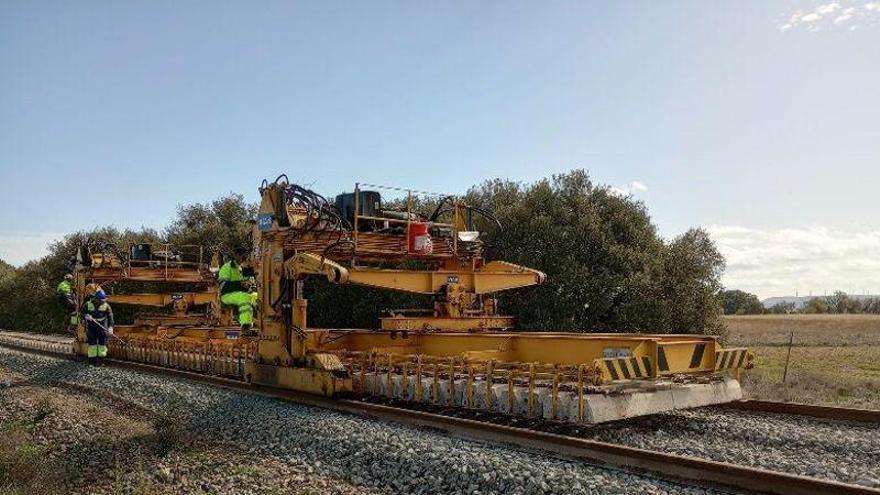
[706,225,880,299]
[778,1,879,31]
[817,2,841,14]
[609,181,648,197]
[0,232,63,266]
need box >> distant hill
[762,294,880,310]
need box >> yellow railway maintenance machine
[71,177,753,424]
[247,177,753,423]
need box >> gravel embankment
[585,405,880,488]
[0,383,376,495]
[0,347,719,495]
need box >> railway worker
[218,257,245,295]
[84,282,103,301]
[56,274,78,332]
[234,290,256,336]
[218,256,256,336]
[82,290,114,365]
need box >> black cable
[429,201,502,232]
[429,196,454,222]
[282,183,352,237]
[270,276,291,312]
[468,206,502,231]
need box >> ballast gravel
[0,348,718,495]
[586,404,880,488]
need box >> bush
[460,170,725,334]
[719,289,764,315]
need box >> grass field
[725,314,880,409]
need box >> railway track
[718,399,880,424]
[1,331,878,495]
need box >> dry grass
[725,315,880,409]
[725,314,880,346]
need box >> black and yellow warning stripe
[714,348,749,370]
[656,343,707,372]
[599,356,653,381]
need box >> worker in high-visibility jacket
[56,274,79,332]
[82,290,113,365]
[218,258,256,335]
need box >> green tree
[657,229,726,335]
[827,291,864,313]
[0,259,14,282]
[767,302,796,314]
[863,298,880,314]
[803,297,829,314]
[719,289,764,315]
[460,171,663,331]
[165,193,257,258]
[446,170,725,334]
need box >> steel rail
[720,399,880,424]
[1,338,878,495]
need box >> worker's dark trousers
[86,323,108,363]
[57,294,76,313]
[58,295,78,326]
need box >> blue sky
[1,1,878,297]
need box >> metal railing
[85,243,212,284]
[352,182,459,261]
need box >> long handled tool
[83,315,124,342]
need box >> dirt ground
[725,314,880,409]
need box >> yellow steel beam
[313,330,729,371]
[345,265,543,294]
[287,252,545,295]
[86,266,212,283]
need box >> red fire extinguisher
[409,222,433,254]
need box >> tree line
[772,291,880,315]
[720,289,880,315]
[0,170,729,337]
